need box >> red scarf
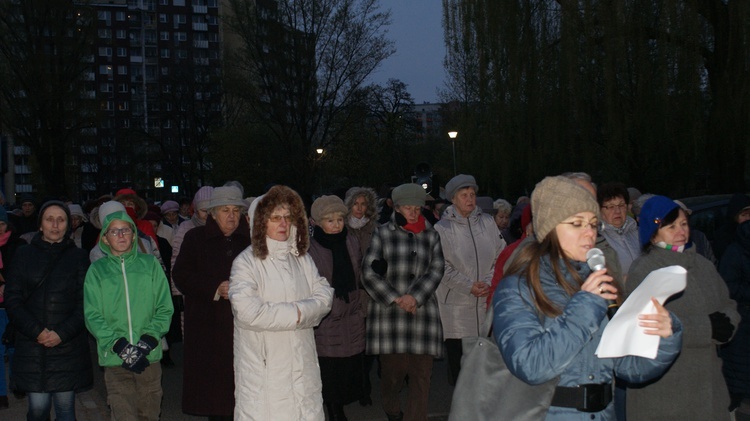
[403,215,426,234]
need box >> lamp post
[448,131,458,176]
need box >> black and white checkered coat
[361,216,445,357]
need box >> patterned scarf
[655,241,686,253]
[313,226,356,302]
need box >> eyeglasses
[268,215,292,223]
[601,203,627,212]
[107,227,133,237]
[559,220,599,231]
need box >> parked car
[678,194,732,243]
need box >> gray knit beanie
[311,195,347,222]
[531,176,600,242]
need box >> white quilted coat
[229,232,333,420]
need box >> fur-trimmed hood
[344,186,379,221]
[113,193,148,219]
[249,185,309,259]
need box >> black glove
[709,312,734,342]
[136,335,158,356]
[371,258,388,277]
[113,337,151,374]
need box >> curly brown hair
[251,185,309,259]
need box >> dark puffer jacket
[5,234,92,393]
[719,220,750,398]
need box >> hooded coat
[344,187,379,256]
[434,205,504,338]
[83,211,173,368]
[172,214,251,416]
[5,204,92,393]
[229,186,333,420]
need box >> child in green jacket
[84,210,173,420]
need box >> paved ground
[1,339,454,420]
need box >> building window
[161,67,169,75]
[99,47,112,57]
[116,29,127,39]
[176,49,188,59]
[97,11,111,21]
[118,65,127,75]
[206,15,218,25]
[163,85,171,93]
[160,48,170,58]
[160,31,169,40]
[116,11,126,21]
[98,28,111,38]
[119,83,128,93]
[117,47,127,57]
[160,0,168,4]
[174,15,186,25]
[122,119,130,128]
[100,83,113,92]
[99,65,113,75]
[175,32,187,42]
[118,102,129,111]
[174,0,186,5]
[159,14,167,23]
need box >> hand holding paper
[595,265,686,359]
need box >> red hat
[116,188,137,197]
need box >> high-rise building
[5,0,223,203]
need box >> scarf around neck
[348,215,369,230]
[655,241,686,253]
[396,212,426,234]
[313,225,356,301]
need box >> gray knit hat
[445,174,478,202]
[531,176,600,242]
[208,186,248,210]
[98,201,127,226]
[193,186,214,211]
[392,183,427,207]
[311,195,347,222]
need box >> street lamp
[448,131,458,176]
[316,148,324,155]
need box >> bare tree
[0,0,97,199]
[226,0,395,196]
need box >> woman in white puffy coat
[229,185,333,420]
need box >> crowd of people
[0,173,746,421]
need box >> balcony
[15,165,32,174]
[193,40,208,49]
[192,22,208,31]
[82,91,96,99]
[83,72,95,81]
[15,184,33,193]
[131,56,143,63]
[193,58,209,66]
[13,145,31,155]
[193,5,208,14]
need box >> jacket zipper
[121,256,134,343]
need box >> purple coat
[308,233,367,358]
[172,215,251,416]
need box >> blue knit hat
[638,195,679,246]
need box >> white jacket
[229,236,333,421]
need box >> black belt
[550,382,613,413]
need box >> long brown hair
[505,230,623,318]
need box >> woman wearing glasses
[626,195,739,420]
[172,186,251,420]
[492,176,682,419]
[597,182,641,276]
[6,201,93,421]
[229,185,333,420]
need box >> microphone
[586,248,618,319]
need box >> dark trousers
[444,339,463,386]
[380,353,433,421]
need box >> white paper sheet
[595,265,687,359]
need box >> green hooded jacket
[83,210,174,367]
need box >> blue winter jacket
[492,255,683,420]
